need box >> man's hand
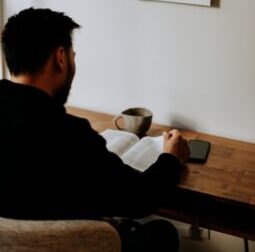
[163,129,190,165]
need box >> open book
[100,129,163,172]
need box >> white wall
[3,0,255,143]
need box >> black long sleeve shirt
[0,79,182,220]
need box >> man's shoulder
[63,112,99,137]
[63,112,106,146]
[65,113,91,129]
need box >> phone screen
[188,139,210,163]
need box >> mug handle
[113,115,124,130]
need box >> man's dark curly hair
[1,8,80,75]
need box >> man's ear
[54,47,66,72]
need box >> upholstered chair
[0,217,121,252]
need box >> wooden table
[66,106,255,242]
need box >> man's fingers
[163,131,168,140]
[169,129,182,139]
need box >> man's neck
[11,74,54,97]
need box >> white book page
[122,136,163,172]
[101,129,139,157]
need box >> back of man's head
[1,8,80,75]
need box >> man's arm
[65,116,187,218]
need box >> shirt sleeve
[65,115,183,218]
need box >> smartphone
[188,139,211,163]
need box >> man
[0,8,189,251]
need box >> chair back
[0,217,121,252]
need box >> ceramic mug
[113,107,153,136]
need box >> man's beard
[54,56,74,105]
[54,81,71,105]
